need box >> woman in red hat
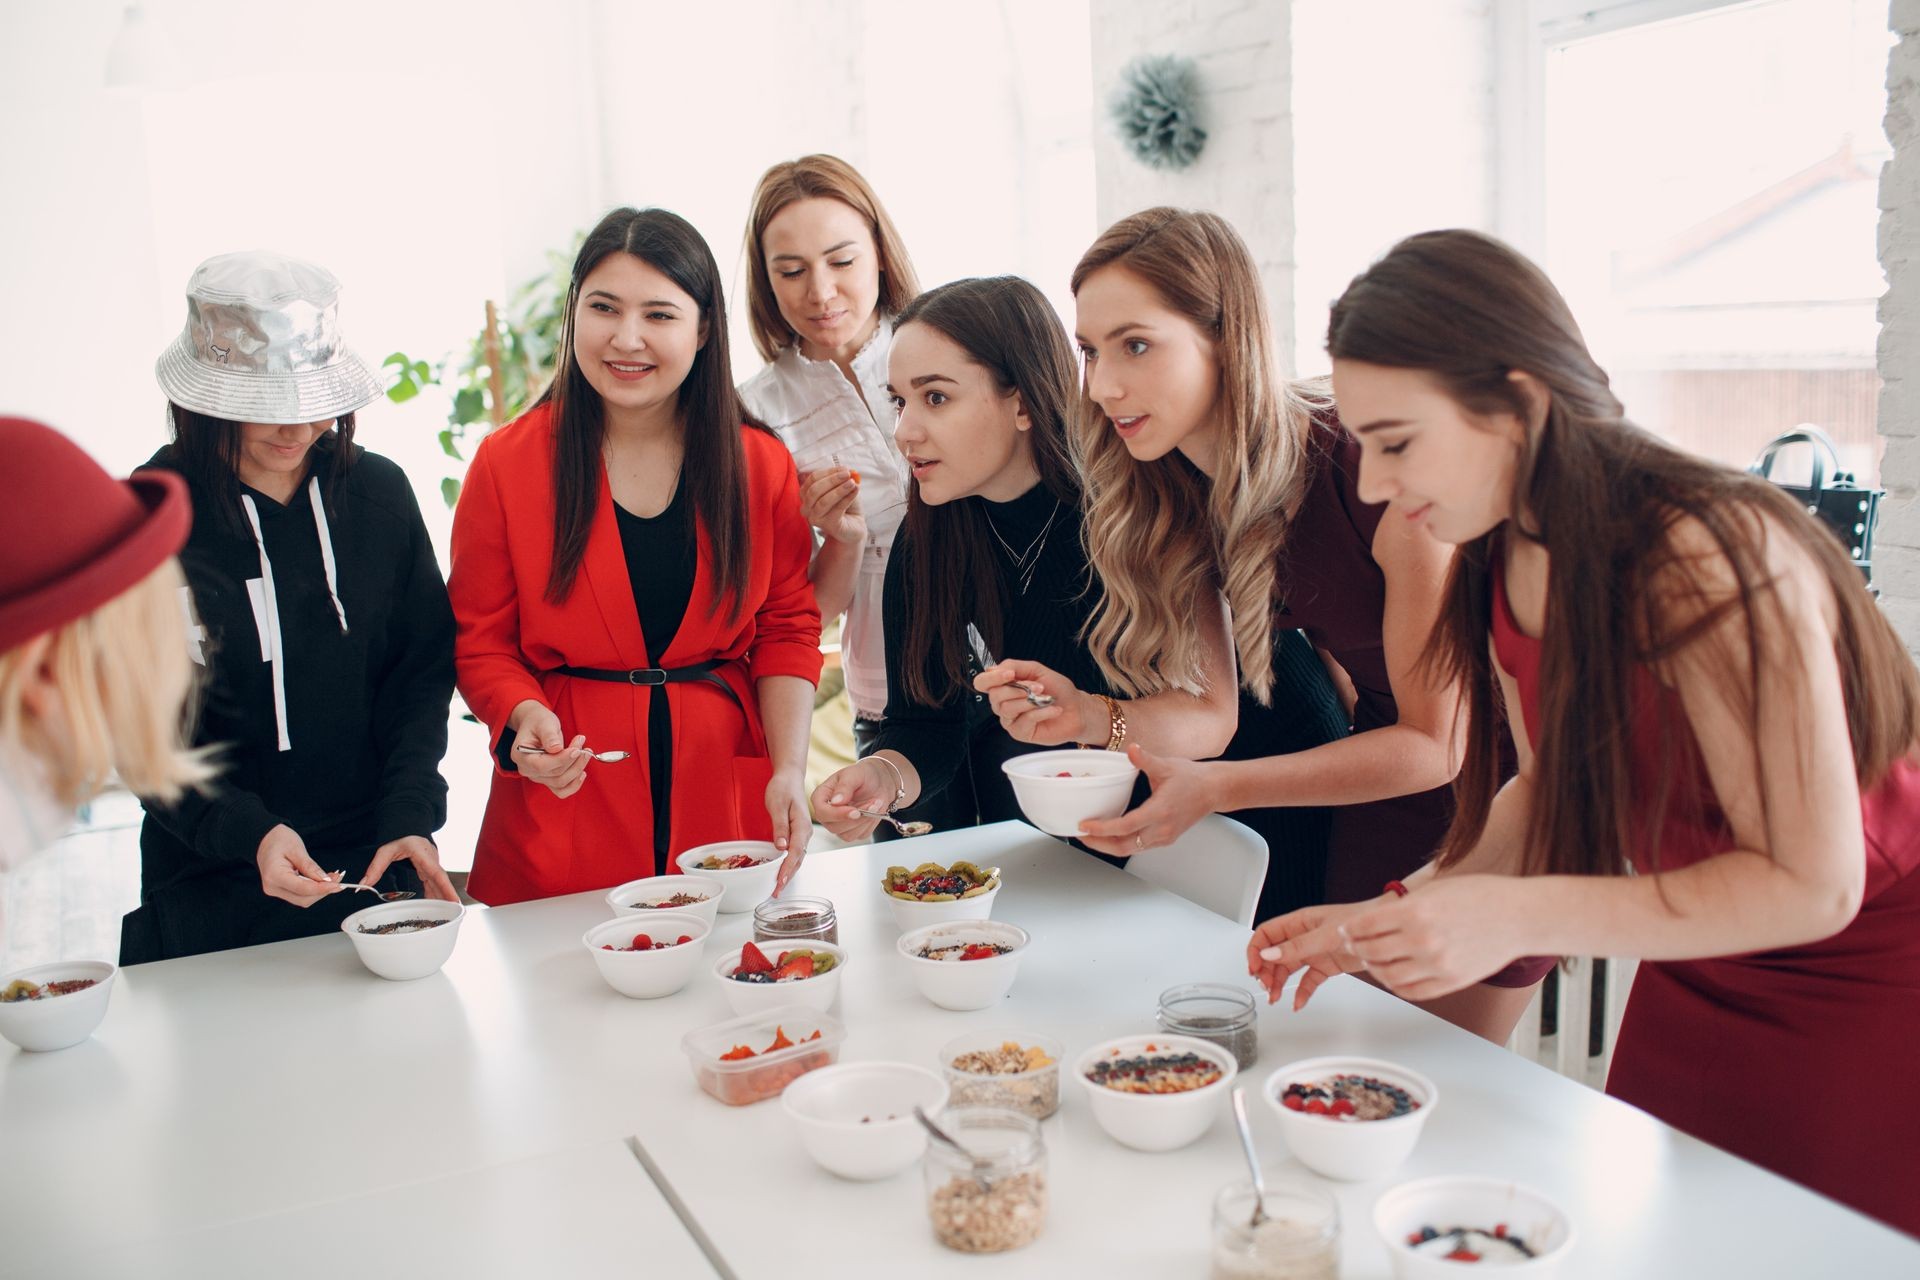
[449,208,821,905]
[125,251,458,963]
[0,417,205,944]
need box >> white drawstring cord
[307,475,349,635]
[240,495,292,753]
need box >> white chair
[1123,814,1268,927]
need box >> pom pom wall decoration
[1108,55,1208,171]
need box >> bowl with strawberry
[674,840,786,913]
[582,913,712,998]
[1373,1177,1573,1277]
[1263,1055,1438,1181]
[715,938,846,1015]
[896,920,1030,1011]
[1000,748,1139,838]
[605,873,723,930]
[880,859,1002,930]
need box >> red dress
[448,405,822,904]
[1492,566,1920,1236]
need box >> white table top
[37,1139,718,1279]
[3,820,1914,1277]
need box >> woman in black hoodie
[123,251,457,964]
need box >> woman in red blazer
[450,208,822,905]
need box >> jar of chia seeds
[1157,983,1259,1070]
[923,1107,1048,1253]
[752,895,838,945]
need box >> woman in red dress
[1255,229,1920,1236]
[449,208,821,905]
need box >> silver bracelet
[860,753,908,811]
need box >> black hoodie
[133,438,455,926]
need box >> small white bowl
[714,939,846,1015]
[341,899,464,980]
[0,960,116,1052]
[1263,1055,1436,1181]
[583,913,711,999]
[782,1061,950,1180]
[1073,1033,1238,1152]
[605,874,723,930]
[896,920,1029,1012]
[885,877,1001,931]
[675,841,785,913]
[1374,1177,1575,1277]
[1000,748,1138,837]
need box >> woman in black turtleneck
[805,278,1345,906]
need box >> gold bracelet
[1095,694,1127,752]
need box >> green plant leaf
[452,387,485,425]
[413,360,431,382]
[387,379,419,404]
[383,351,411,368]
[441,476,462,509]
[437,429,462,460]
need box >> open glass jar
[1158,983,1259,1070]
[1210,1177,1340,1279]
[922,1107,1048,1253]
[752,895,838,945]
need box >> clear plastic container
[923,1107,1048,1253]
[1210,1177,1340,1279]
[938,1029,1063,1120]
[679,1003,845,1106]
[1159,982,1259,1070]
[752,895,838,945]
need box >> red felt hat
[0,417,192,653]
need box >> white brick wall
[1089,0,1295,363]
[1882,4,1920,651]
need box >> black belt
[552,658,746,859]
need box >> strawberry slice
[766,1026,795,1052]
[959,943,1000,961]
[771,953,815,982]
[719,1044,757,1061]
[737,942,775,975]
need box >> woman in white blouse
[739,155,922,764]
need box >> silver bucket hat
[154,251,384,425]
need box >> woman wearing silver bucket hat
[122,251,458,965]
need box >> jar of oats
[922,1107,1048,1253]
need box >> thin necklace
[983,498,1061,597]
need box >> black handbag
[1749,424,1881,585]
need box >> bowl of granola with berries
[1072,1033,1238,1152]
[605,873,723,930]
[1263,1055,1438,1181]
[1373,1176,1573,1277]
[582,913,711,998]
[0,960,116,1052]
[881,860,1002,929]
[674,840,786,913]
[896,920,1030,1011]
[1000,748,1138,838]
[715,939,846,1015]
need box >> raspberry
[1281,1093,1305,1111]
[1331,1097,1356,1116]
[1305,1098,1329,1115]
[676,935,692,945]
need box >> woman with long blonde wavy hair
[998,207,1536,1041]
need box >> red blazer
[448,403,822,904]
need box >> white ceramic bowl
[675,841,785,913]
[1263,1055,1437,1181]
[1072,1033,1238,1152]
[1000,748,1139,838]
[605,874,723,930]
[0,960,116,1052]
[896,920,1029,1012]
[884,876,1001,931]
[1373,1177,1575,1277]
[781,1061,950,1180]
[714,939,846,1015]
[583,913,711,998]
[341,899,464,980]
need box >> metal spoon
[914,1105,991,1190]
[966,623,1054,708]
[851,808,934,837]
[514,744,632,763]
[332,881,417,903]
[1229,1087,1269,1230]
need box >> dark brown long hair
[894,277,1082,708]
[165,403,356,530]
[1327,228,1920,879]
[541,207,768,613]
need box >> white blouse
[739,318,907,720]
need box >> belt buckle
[629,668,666,686]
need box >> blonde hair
[0,560,212,809]
[743,154,921,362]
[1071,207,1319,704]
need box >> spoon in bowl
[1229,1087,1269,1230]
[332,881,417,903]
[851,808,934,838]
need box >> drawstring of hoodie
[240,478,349,753]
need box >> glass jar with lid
[751,895,838,945]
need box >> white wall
[1879,0,1920,650]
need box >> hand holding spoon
[514,744,632,763]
